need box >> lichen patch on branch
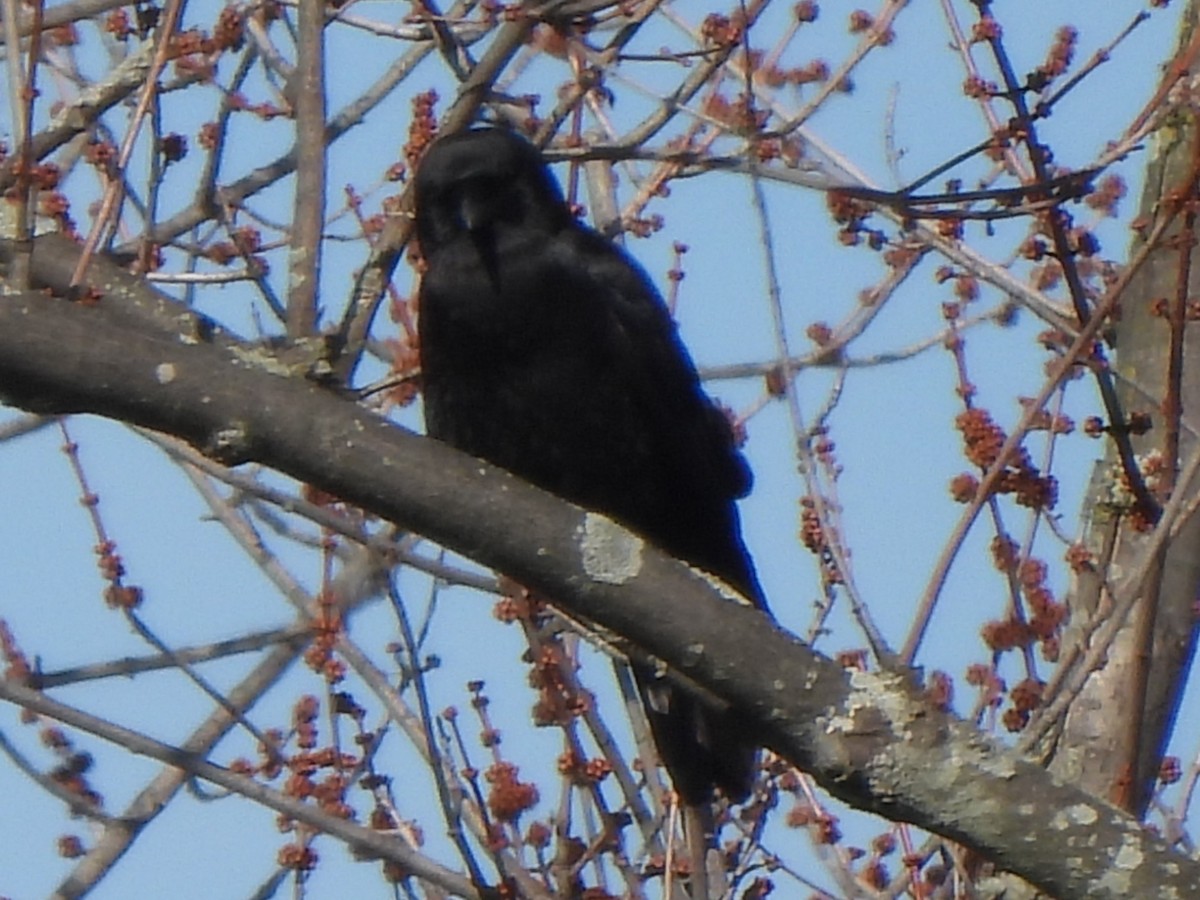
[579,512,643,585]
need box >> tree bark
[1048,2,1200,820]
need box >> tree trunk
[1049,3,1200,818]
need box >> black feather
[415,127,768,804]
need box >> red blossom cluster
[624,212,664,238]
[953,408,1058,510]
[989,534,1019,570]
[293,770,352,820]
[752,134,805,166]
[303,590,347,683]
[813,430,841,477]
[1031,25,1077,90]
[835,648,867,670]
[196,121,219,150]
[979,614,1040,657]
[848,10,874,33]
[1064,224,1100,257]
[238,728,285,779]
[0,619,32,684]
[6,159,59,194]
[963,75,999,99]
[949,274,978,303]
[759,59,830,88]
[702,93,769,135]
[739,877,775,898]
[83,139,116,171]
[57,835,85,859]
[404,89,441,174]
[826,190,886,248]
[979,546,1067,668]
[158,132,187,165]
[785,803,841,842]
[293,694,320,749]
[104,8,133,39]
[493,579,553,624]
[91,537,142,609]
[1020,561,1068,646]
[763,364,788,398]
[228,696,370,877]
[557,749,612,785]
[1064,542,1094,574]
[376,337,420,409]
[485,761,539,822]
[965,664,1006,709]
[528,641,591,727]
[700,12,743,46]
[1001,678,1045,732]
[205,225,263,266]
[525,820,551,849]
[971,16,1002,43]
[225,91,288,120]
[103,582,143,610]
[1084,173,1127,218]
[882,246,918,270]
[806,321,833,346]
[935,218,964,241]
[214,5,246,51]
[277,842,318,871]
[826,191,871,229]
[861,859,889,889]
[493,594,544,625]
[948,472,979,502]
[41,727,103,810]
[799,496,843,584]
[169,8,249,81]
[955,408,1006,466]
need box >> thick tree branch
[0,237,1198,898]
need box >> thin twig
[70,0,185,286]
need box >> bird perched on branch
[414,126,768,810]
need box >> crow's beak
[455,190,501,291]
[457,188,502,291]
[458,189,495,233]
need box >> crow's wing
[566,226,753,499]
[552,225,764,605]
[535,228,766,805]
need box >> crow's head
[413,128,573,259]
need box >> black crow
[414,127,767,806]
